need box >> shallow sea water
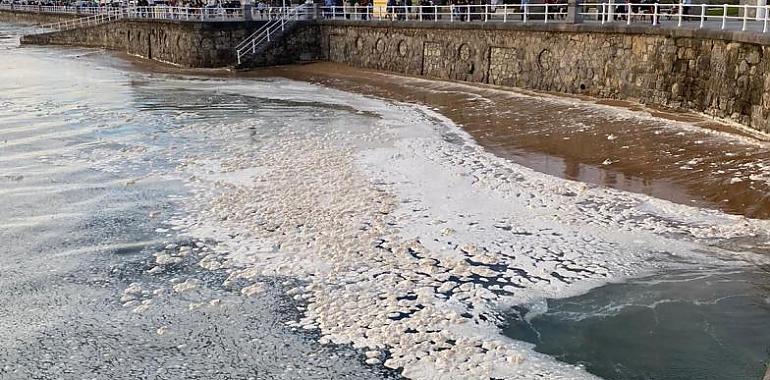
[505,267,770,380]
[0,23,400,380]
[2,21,770,380]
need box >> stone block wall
[20,18,320,68]
[320,21,770,134]
[22,19,270,67]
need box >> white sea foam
[159,78,770,380]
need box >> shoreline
[110,50,770,219]
[244,62,770,219]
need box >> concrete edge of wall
[0,9,81,23]
[19,18,319,68]
[320,19,770,46]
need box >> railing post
[466,4,470,22]
[700,3,705,28]
[567,0,582,23]
[544,3,549,23]
[764,5,769,32]
[742,5,748,30]
[600,2,605,24]
[677,2,682,27]
[722,3,727,29]
[503,4,507,22]
[626,0,631,24]
[523,3,528,23]
[653,3,658,25]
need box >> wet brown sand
[113,54,770,219]
[241,63,770,220]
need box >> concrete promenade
[3,2,770,35]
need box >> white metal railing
[38,8,123,31]
[236,3,310,65]
[5,2,770,34]
[251,5,305,21]
[126,6,246,21]
[319,3,770,33]
[578,3,770,32]
[0,4,114,14]
[320,4,567,23]
[0,4,296,22]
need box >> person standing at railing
[204,0,214,18]
[418,0,429,20]
[323,0,333,18]
[137,0,147,17]
[614,0,626,21]
[386,0,395,19]
[360,0,370,19]
[519,0,528,20]
[682,0,692,17]
[404,0,412,19]
[343,0,352,19]
[256,0,266,19]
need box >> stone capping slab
[319,19,770,46]
[0,9,81,18]
[0,9,80,15]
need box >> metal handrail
[126,6,246,21]
[318,3,770,33]
[0,4,293,23]
[235,3,309,65]
[38,9,124,32]
[6,2,770,34]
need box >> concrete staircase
[234,4,311,68]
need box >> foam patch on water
[157,78,770,380]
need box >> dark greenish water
[504,267,770,380]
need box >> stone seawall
[319,21,770,134]
[0,9,80,24]
[21,19,321,68]
[9,10,770,133]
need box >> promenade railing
[5,2,770,34]
[579,3,770,32]
[127,6,247,21]
[0,4,295,23]
[319,3,770,33]
[0,4,117,14]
